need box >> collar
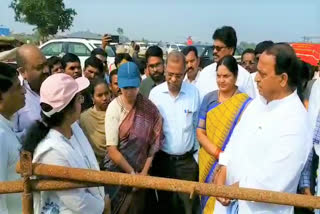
[258,90,297,111]
[23,80,40,98]
[159,81,187,95]
[184,69,201,83]
[0,113,14,131]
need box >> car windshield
[178,45,186,50]
[195,46,206,56]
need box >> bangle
[130,171,135,175]
[214,148,221,159]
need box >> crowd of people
[0,25,320,214]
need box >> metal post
[20,151,34,214]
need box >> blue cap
[118,62,141,88]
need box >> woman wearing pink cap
[22,73,109,214]
[104,62,163,214]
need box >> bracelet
[130,171,135,175]
[214,148,222,159]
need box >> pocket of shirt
[184,110,195,130]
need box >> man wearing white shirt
[195,26,255,100]
[149,51,200,214]
[214,43,312,214]
[182,46,201,85]
[308,78,320,129]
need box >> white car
[166,43,187,55]
[39,38,115,69]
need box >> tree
[10,0,77,40]
[116,27,124,36]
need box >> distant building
[0,27,10,36]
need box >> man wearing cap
[104,62,163,214]
[149,51,200,214]
[13,44,50,138]
[140,46,166,98]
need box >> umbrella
[291,43,320,66]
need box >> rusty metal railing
[0,151,319,214]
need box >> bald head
[17,44,49,93]
[17,45,46,69]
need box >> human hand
[102,34,112,49]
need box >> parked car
[166,43,186,55]
[39,38,115,69]
[198,45,241,69]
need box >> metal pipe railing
[0,151,319,214]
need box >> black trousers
[145,151,200,214]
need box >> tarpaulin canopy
[291,43,320,66]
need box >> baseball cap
[40,73,89,117]
[118,62,141,88]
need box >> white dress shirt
[33,122,105,214]
[195,63,256,101]
[218,91,312,214]
[0,114,22,214]
[308,79,320,129]
[184,70,201,85]
[149,82,200,155]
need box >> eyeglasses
[213,45,227,52]
[167,72,184,80]
[148,63,163,70]
[241,61,256,66]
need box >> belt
[158,150,197,161]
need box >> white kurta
[219,91,312,214]
[195,63,256,101]
[33,122,105,214]
[0,114,22,214]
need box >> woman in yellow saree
[196,56,252,214]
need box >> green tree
[116,27,124,36]
[10,0,77,40]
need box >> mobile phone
[104,34,119,43]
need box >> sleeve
[239,133,310,193]
[105,101,120,146]
[298,149,314,190]
[0,133,9,214]
[198,94,208,130]
[193,89,201,151]
[37,150,104,214]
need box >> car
[39,38,115,69]
[198,45,242,69]
[166,43,186,55]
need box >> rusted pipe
[17,162,320,209]
[20,152,33,214]
[0,179,99,194]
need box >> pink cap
[40,73,89,117]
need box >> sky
[1,0,320,43]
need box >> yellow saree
[199,93,251,214]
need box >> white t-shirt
[33,122,105,214]
[195,63,256,101]
[0,114,22,214]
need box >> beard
[151,73,165,83]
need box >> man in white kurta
[215,44,312,214]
